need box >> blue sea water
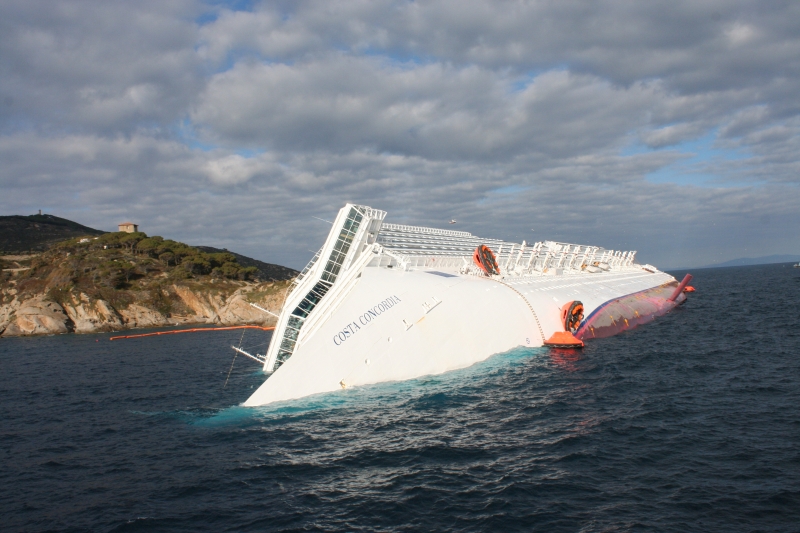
[1,263,799,532]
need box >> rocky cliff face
[0,296,72,336]
[1,229,297,337]
[0,281,289,337]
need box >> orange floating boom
[110,325,274,341]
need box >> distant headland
[0,213,298,337]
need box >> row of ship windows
[320,211,361,283]
[275,208,364,367]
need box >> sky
[1,0,799,270]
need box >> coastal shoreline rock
[0,296,72,336]
[1,228,296,338]
[0,282,284,337]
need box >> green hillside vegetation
[66,231,260,282]
[1,231,292,315]
[194,246,298,281]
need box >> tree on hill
[58,231,262,281]
[135,236,163,257]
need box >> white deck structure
[244,204,677,407]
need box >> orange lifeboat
[544,331,584,348]
[561,300,584,333]
[473,244,500,276]
[544,300,585,348]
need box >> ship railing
[354,205,388,222]
[492,241,637,276]
[377,223,512,256]
[378,235,507,253]
[381,223,473,238]
[377,226,639,276]
[376,244,637,277]
[293,248,322,285]
[402,255,468,270]
[371,252,465,271]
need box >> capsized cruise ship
[243,204,691,407]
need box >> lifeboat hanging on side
[562,300,584,334]
[544,300,585,348]
[473,244,500,276]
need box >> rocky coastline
[0,280,289,337]
[0,229,297,338]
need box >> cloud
[196,1,800,92]
[1,0,800,269]
[192,57,662,161]
[0,0,201,134]
[204,153,279,185]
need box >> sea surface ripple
[1,263,799,532]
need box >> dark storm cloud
[1,0,799,269]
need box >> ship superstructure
[244,204,687,407]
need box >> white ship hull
[244,204,685,407]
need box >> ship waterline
[244,204,685,407]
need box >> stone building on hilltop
[118,222,138,233]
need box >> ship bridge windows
[292,281,331,318]
[321,207,363,284]
[275,280,332,366]
[274,206,365,368]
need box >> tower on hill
[118,222,138,233]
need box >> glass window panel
[280,338,296,352]
[306,292,322,304]
[309,287,327,299]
